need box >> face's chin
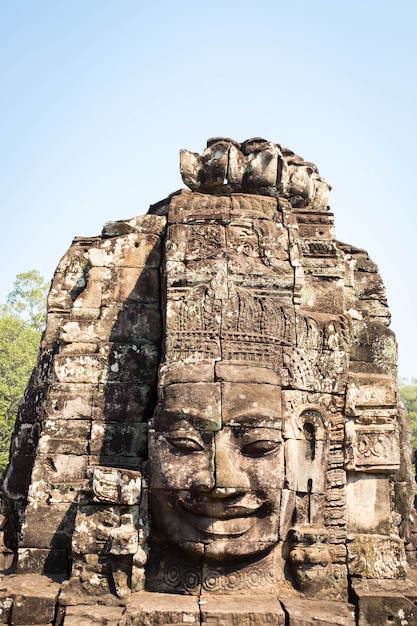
[150,490,279,563]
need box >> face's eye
[241,439,281,457]
[166,437,204,453]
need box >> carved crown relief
[180,137,331,210]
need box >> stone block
[221,381,281,428]
[122,590,200,625]
[215,362,280,384]
[345,422,400,474]
[282,347,347,395]
[99,267,160,306]
[345,372,397,414]
[0,594,12,624]
[54,240,89,271]
[155,382,221,431]
[72,504,138,556]
[347,533,407,579]
[101,213,166,237]
[87,232,162,269]
[48,246,89,312]
[357,299,391,325]
[70,267,106,312]
[90,455,145,471]
[6,574,61,625]
[42,312,68,347]
[16,547,69,576]
[39,419,91,455]
[20,503,77,549]
[165,258,228,289]
[61,604,124,626]
[227,255,293,286]
[200,594,285,625]
[53,343,158,385]
[230,193,279,220]
[200,551,277,595]
[346,474,391,535]
[8,423,39,457]
[48,278,78,311]
[163,329,221,367]
[353,267,387,301]
[300,238,338,259]
[0,551,14,572]
[90,421,147,458]
[53,354,109,384]
[60,318,110,344]
[59,342,99,355]
[6,420,39,460]
[284,438,328,496]
[350,322,397,374]
[3,451,36,500]
[100,302,162,343]
[85,466,142,505]
[247,147,280,188]
[29,482,85,506]
[281,390,338,438]
[296,216,335,241]
[91,382,155,422]
[280,598,355,625]
[44,383,96,419]
[351,577,417,626]
[166,223,227,262]
[68,553,110,596]
[144,543,203,595]
[299,273,345,315]
[227,220,286,259]
[169,189,231,224]
[104,342,159,385]
[159,362,215,385]
[31,453,88,486]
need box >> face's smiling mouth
[177,495,266,537]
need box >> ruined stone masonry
[0,137,416,625]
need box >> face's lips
[180,501,261,518]
[177,496,266,537]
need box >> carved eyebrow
[224,411,281,427]
[160,408,199,418]
[165,428,204,444]
[240,427,282,442]
[160,407,221,421]
[159,416,198,430]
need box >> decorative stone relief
[347,533,407,579]
[346,423,400,473]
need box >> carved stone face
[149,366,284,563]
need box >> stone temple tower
[0,138,416,625]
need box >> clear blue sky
[1,1,416,379]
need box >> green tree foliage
[0,271,49,473]
[0,315,40,471]
[6,270,49,332]
[399,378,417,451]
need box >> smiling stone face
[149,365,283,563]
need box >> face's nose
[190,430,250,495]
[192,431,251,498]
[212,430,250,495]
[191,470,215,492]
